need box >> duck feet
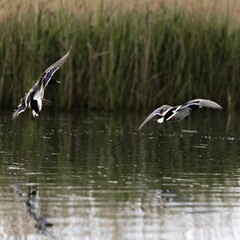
[42,98,52,105]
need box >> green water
[0,109,239,240]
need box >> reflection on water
[13,184,53,236]
[0,110,240,239]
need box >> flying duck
[12,47,72,119]
[138,99,223,130]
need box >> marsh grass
[0,4,240,112]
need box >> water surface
[0,109,239,240]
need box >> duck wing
[12,97,27,119]
[183,99,223,111]
[138,107,163,130]
[38,47,72,89]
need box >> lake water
[0,109,240,240]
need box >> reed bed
[0,3,240,112]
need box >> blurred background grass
[0,0,240,112]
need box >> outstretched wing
[183,99,223,111]
[12,97,27,119]
[138,107,163,130]
[38,47,72,89]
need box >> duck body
[138,99,223,130]
[27,87,44,118]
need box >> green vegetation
[0,6,239,112]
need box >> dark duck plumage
[12,47,72,119]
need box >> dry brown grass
[0,0,239,111]
[0,0,240,22]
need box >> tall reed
[0,5,239,112]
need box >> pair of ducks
[12,47,223,129]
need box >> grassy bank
[0,4,239,112]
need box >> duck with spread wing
[138,99,223,130]
[12,47,72,119]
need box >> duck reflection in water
[14,184,53,235]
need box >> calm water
[0,109,240,240]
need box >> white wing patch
[37,98,43,112]
[157,118,164,123]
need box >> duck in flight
[138,99,223,130]
[12,47,72,119]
